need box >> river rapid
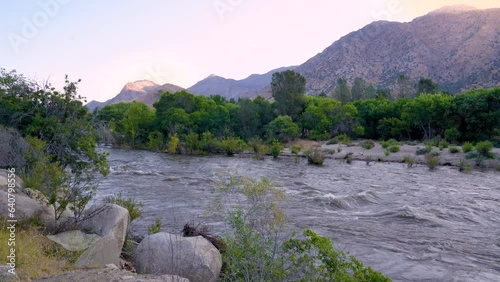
[94,148,500,281]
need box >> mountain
[86,80,184,111]
[187,66,296,99]
[294,6,500,95]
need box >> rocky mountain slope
[86,80,184,111]
[294,5,500,95]
[187,66,296,99]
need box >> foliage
[449,146,461,154]
[381,141,389,149]
[475,141,494,158]
[0,70,109,232]
[148,217,162,234]
[346,153,354,164]
[185,132,200,154]
[221,137,246,156]
[306,148,325,165]
[438,140,449,150]
[212,175,389,282]
[365,156,372,165]
[462,142,474,153]
[333,78,352,105]
[0,216,75,280]
[167,133,180,154]
[271,70,307,120]
[333,133,351,145]
[403,156,415,168]
[444,127,460,142]
[266,115,300,143]
[252,139,269,160]
[103,192,143,222]
[425,154,439,170]
[291,145,302,163]
[416,145,433,155]
[360,140,375,150]
[147,131,163,151]
[388,145,400,153]
[271,139,282,159]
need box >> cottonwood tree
[271,70,306,121]
[332,78,351,104]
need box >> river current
[94,148,500,281]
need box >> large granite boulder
[73,203,129,268]
[134,232,221,282]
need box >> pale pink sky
[1,0,498,102]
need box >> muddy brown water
[94,148,500,281]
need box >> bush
[306,148,325,165]
[403,156,415,168]
[438,140,449,150]
[449,146,461,154]
[475,141,493,158]
[426,154,439,170]
[167,133,180,154]
[103,192,143,222]
[360,140,375,150]
[346,153,353,164]
[387,138,398,145]
[271,139,282,159]
[380,141,389,149]
[465,151,479,159]
[389,145,400,153]
[148,217,162,234]
[291,145,301,163]
[384,150,390,156]
[444,128,460,142]
[462,142,473,153]
[222,137,246,156]
[200,132,219,154]
[458,159,473,173]
[324,149,336,155]
[212,176,390,282]
[416,145,433,155]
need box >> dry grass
[0,217,76,281]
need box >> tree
[416,77,438,94]
[332,78,351,104]
[121,101,154,147]
[266,116,300,143]
[271,70,306,120]
[394,74,414,99]
[0,69,109,232]
[351,77,366,101]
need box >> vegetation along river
[94,148,500,281]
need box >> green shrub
[271,139,282,159]
[416,145,433,155]
[384,150,390,156]
[222,137,246,156]
[475,141,493,158]
[444,128,460,142]
[365,156,372,165]
[387,138,398,145]
[200,131,219,154]
[326,139,338,145]
[334,133,351,145]
[360,140,375,150]
[337,147,342,153]
[148,217,162,234]
[458,159,473,173]
[212,176,390,282]
[380,141,389,149]
[449,146,461,154]
[306,148,325,165]
[389,145,400,153]
[403,156,415,168]
[429,150,440,157]
[438,140,449,150]
[167,133,180,154]
[426,154,439,170]
[462,142,473,153]
[324,149,336,155]
[465,151,479,159]
[103,192,143,222]
[291,145,301,163]
[346,153,353,164]
[184,132,200,154]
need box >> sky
[1,0,499,103]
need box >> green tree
[394,74,414,99]
[266,116,300,143]
[351,77,366,101]
[416,77,438,94]
[121,101,154,147]
[271,70,306,120]
[333,78,351,105]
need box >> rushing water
[94,148,500,281]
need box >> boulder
[0,190,57,230]
[47,230,101,252]
[0,265,19,281]
[73,204,129,268]
[134,232,221,282]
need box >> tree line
[93,70,499,152]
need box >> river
[94,148,500,281]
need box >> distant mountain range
[86,80,183,111]
[187,66,296,99]
[87,5,500,109]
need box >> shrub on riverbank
[211,176,390,282]
[306,148,325,165]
